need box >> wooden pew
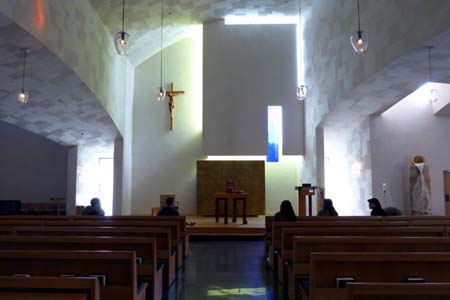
[278,226,445,288]
[308,252,450,300]
[0,236,161,300]
[10,226,175,291]
[0,250,147,300]
[346,282,450,300]
[43,219,184,270]
[0,276,100,300]
[269,220,409,271]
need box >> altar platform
[185,215,265,237]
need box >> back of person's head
[280,200,295,216]
[166,197,175,207]
[323,198,334,210]
[385,206,402,216]
[90,198,101,208]
[368,198,382,209]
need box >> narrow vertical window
[267,106,283,162]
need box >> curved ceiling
[90,0,299,65]
[0,12,119,150]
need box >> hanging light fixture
[350,0,368,55]
[17,48,30,105]
[157,0,166,101]
[113,0,130,55]
[426,45,438,102]
[297,0,307,101]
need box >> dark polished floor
[167,239,284,300]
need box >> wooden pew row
[346,282,450,300]
[7,225,175,291]
[45,220,184,270]
[269,220,409,271]
[0,215,189,259]
[307,252,450,300]
[0,236,162,300]
[0,218,184,271]
[0,250,147,300]
[291,236,450,300]
[277,226,445,288]
[0,276,100,300]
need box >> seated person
[317,198,339,216]
[367,197,387,216]
[80,198,105,216]
[157,197,180,216]
[274,200,296,221]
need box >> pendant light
[426,45,438,101]
[297,0,307,101]
[114,0,130,55]
[157,0,166,101]
[17,48,30,105]
[350,0,368,55]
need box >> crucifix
[166,82,185,130]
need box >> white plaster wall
[203,21,304,156]
[371,85,450,215]
[302,0,450,188]
[132,29,203,215]
[0,120,68,203]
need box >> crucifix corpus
[166,82,185,130]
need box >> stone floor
[167,238,284,300]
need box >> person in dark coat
[368,198,387,216]
[318,198,339,216]
[81,198,105,216]
[274,200,297,221]
[157,197,180,216]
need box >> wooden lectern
[295,185,317,216]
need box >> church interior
[2,0,450,299]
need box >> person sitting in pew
[318,198,339,216]
[158,197,180,216]
[274,200,296,221]
[80,198,105,216]
[367,198,387,216]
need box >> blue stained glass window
[267,106,282,162]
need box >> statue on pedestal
[409,155,431,215]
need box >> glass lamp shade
[350,30,369,55]
[114,31,130,55]
[157,87,166,101]
[297,85,308,101]
[17,89,29,104]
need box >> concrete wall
[302,0,450,183]
[203,21,304,156]
[371,84,450,215]
[0,121,67,203]
[132,29,203,215]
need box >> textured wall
[203,21,304,155]
[371,84,450,216]
[302,0,450,203]
[0,0,133,136]
[132,30,203,215]
[0,120,68,203]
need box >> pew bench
[9,226,175,291]
[278,226,445,287]
[346,282,450,300]
[0,250,147,300]
[306,252,450,300]
[0,276,100,300]
[0,236,161,300]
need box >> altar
[196,160,265,216]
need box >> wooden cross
[166,82,185,130]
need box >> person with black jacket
[274,200,296,221]
[367,198,387,216]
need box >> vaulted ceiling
[90,0,300,65]
[0,13,119,151]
